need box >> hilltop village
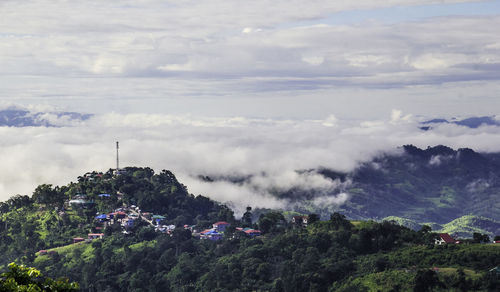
[48,169,264,248]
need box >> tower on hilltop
[116,141,120,171]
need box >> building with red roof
[200,229,223,240]
[213,221,230,232]
[292,216,308,227]
[435,233,457,245]
[73,237,85,244]
[244,229,262,237]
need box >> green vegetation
[436,215,500,238]
[0,262,78,291]
[382,215,500,239]
[383,216,422,230]
[0,166,499,291]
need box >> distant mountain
[320,145,500,224]
[421,116,500,130]
[200,145,500,235]
[435,215,500,238]
[0,108,92,127]
[383,215,500,238]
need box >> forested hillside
[0,167,499,291]
[336,145,500,223]
[0,168,232,267]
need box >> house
[184,225,196,232]
[88,233,104,240]
[213,221,230,232]
[200,229,223,240]
[73,237,85,244]
[39,250,48,255]
[489,266,500,275]
[152,215,166,225]
[244,229,262,237]
[95,214,107,221]
[435,233,457,245]
[155,224,175,234]
[114,211,127,219]
[123,218,135,228]
[69,197,95,208]
[69,199,86,205]
[292,216,308,227]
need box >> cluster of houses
[94,207,139,231]
[198,221,262,241]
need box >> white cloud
[311,192,350,207]
[0,1,498,122]
[1,109,500,213]
[0,1,497,86]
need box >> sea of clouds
[1,108,500,214]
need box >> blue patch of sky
[281,0,500,28]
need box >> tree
[32,184,64,208]
[242,206,253,227]
[330,212,352,230]
[419,225,432,234]
[418,225,438,244]
[472,232,482,243]
[473,232,490,243]
[308,214,320,225]
[6,195,32,210]
[258,211,286,234]
[414,269,443,292]
[0,262,79,291]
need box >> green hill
[435,215,500,238]
[382,215,500,238]
[382,216,422,230]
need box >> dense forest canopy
[0,166,498,291]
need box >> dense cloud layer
[1,1,498,84]
[1,1,499,119]
[1,110,500,214]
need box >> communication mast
[116,141,120,171]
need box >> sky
[1,0,500,213]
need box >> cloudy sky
[1,0,500,212]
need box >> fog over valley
[1,107,500,214]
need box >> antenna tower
[116,141,120,171]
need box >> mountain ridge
[0,108,92,127]
[198,145,500,235]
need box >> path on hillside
[129,209,154,227]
